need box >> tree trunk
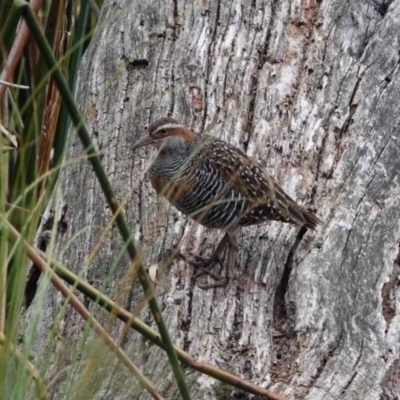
[29,0,400,398]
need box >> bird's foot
[197,277,229,290]
[178,231,237,290]
[178,252,219,269]
[178,252,229,289]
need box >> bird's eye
[158,129,167,136]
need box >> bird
[132,117,321,289]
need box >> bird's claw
[197,278,229,290]
[178,252,228,289]
[178,252,223,269]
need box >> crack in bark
[381,244,400,332]
[150,34,166,118]
[137,182,143,244]
[381,359,400,398]
[179,254,194,353]
[243,0,277,152]
[273,226,307,324]
[169,0,181,117]
[339,65,365,138]
[305,327,344,394]
[221,2,240,107]
[285,0,323,118]
[169,63,175,116]
[369,0,393,17]
[172,0,179,42]
[377,55,400,101]
[25,206,68,309]
[201,0,221,132]
[340,339,365,395]
[312,59,369,203]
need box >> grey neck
[150,136,194,179]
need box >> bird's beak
[132,134,155,151]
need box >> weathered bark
[28,0,400,399]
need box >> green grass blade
[20,2,191,399]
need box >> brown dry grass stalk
[2,215,165,400]
[37,0,69,199]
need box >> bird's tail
[288,203,322,230]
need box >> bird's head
[132,117,196,154]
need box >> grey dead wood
[26,0,400,399]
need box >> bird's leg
[197,231,238,290]
[178,232,233,283]
[178,232,229,269]
[225,231,238,283]
[194,231,238,290]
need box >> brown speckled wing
[195,136,321,229]
[196,137,273,196]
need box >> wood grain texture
[27,0,400,398]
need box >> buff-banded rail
[132,117,321,289]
